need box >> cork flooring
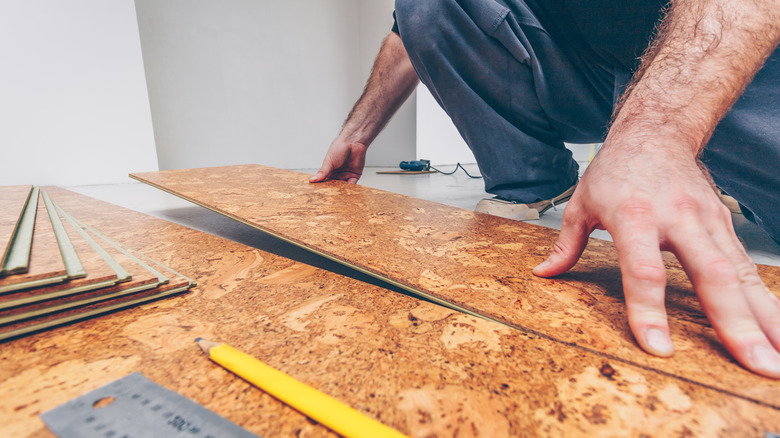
[1,187,779,437]
[131,164,780,410]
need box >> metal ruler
[41,372,258,438]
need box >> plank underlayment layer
[1,188,778,438]
[132,164,780,408]
[0,193,67,292]
[0,185,33,272]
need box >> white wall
[134,0,415,171]
[416,86,476,165]
[0,0,158,186]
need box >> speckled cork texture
[131,164,780,408]
[0,185,33,265]
[1,188,779,437]
[0,193,67,292]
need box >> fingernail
[645,328,674,356]
[533,260,550,273]
[751,345,780,374]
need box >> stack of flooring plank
[0,185,195,341]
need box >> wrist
[608,94,710,158]
[336,124,371,148]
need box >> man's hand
[309,139,368,184]
[534,138,780,378]
[310,31,418,185]
[534,0,780,377]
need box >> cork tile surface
[132,164,780,407]
[0,194,67,292]
[0,185,33,264]
[0,188,778,437]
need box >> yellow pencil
[195,338,408,438]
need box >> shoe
[716,189,742,215]
[475,184,576,221]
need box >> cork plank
[131,164,780,406]
[1,188,778,437]
[0,185,33,270]
[0,193,67,293]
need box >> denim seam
[488,9,509,36]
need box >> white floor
[67,146,780,272]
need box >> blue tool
[399,160,430,171]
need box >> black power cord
[429,162,482,179]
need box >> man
[310,0,780,378]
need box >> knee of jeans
[395,0,453,55]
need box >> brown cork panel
[0,193,67,292]
[0,188,778,437]
[0,185,33,265]
[131,164,780,407]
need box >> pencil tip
[195,337,220,354]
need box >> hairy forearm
[611,0,780,155]
[341,32,419,146]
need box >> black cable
[429,162,482,179]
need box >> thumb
[533,215,590,277]
[309,162,333,183]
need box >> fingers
[309,158,334,183]
[310,141,367,184]
[719,223,780,352]
[533,203,591,277]
[669,213,780,377]
[609,204,675,357]
[308,169,329,183]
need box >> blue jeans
[395,0,780,242]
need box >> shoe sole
[475,184,577,221]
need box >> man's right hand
[309,139,368,184]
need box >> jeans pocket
[460,0,510,36]
[460,0,532,64]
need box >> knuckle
[551,238,572,257]
[560,210,583,230]
[736,262,764,289]
[724,319,764,340]
[615,200,654,224]
[632,309,669,326]
[702,258,739,283]
[626,262,667,284]
[672,195,701,214]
